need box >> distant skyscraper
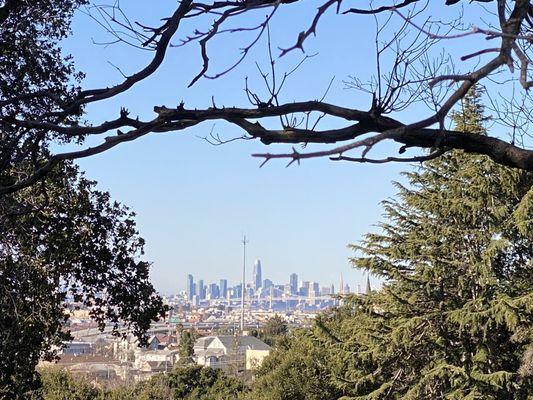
[366,275,372,295]
[187,274,194,301]
[283,283,291,294]
[246,286,254,297]
[289,273,298,294]
[300,281,310,297]
[311,282,320,297]
[209,283,219,299]
[219,279,228,299]
[234,284,242,299]
[263,279,273,290]
[253,259,262,290]
[198,279,205,300]
[321,286,332,296]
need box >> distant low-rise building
[69,362,119,380]
[133,349,179,371]
[113,333,165,362]
[193,335,270,371]
[60,341,93,356]
[246,348,271,370]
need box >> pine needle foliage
[320,87,533,399]
[243,88,531,400]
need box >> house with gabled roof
[193,335,270,371]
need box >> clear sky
[59,1,497,294]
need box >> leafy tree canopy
[248,329,343,400]
[1,0,86,191]
[0,162,166,398]
[35,365,246,400]
[30,368,99,400]
[178,328,200,364]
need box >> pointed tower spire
[365,274,371,295]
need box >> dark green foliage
[161,364,245,399]
[252,314,288,346]
[248,89,533,399]
[36,365,246,400]
[248,329,343,400]
[323,88,533,399]
[0,0,86,189]
[178,329,199,364]
[0,163,166,398]
[0,0,85,110]
[31,368,101,400]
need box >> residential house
[193,335,270,372]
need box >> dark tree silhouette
[0,162,166,398]
[1,0,533,196]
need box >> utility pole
[240,235,248,335]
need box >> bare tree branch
[2,0,533,197]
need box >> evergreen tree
[31,368,101,400]
[34,365,246,400]
[248,88,532,399]
[178,329,198,364]
[319,87,533,399]
[253,314,288,346]
[248,329,343,400]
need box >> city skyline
[165,246,371,295]
[183,259,371,298]
[65,3,409,294]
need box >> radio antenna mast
[240,235,248,334]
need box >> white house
[133,349,179,371]
[193,335,270,371]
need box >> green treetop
[0,163,166,398]
[325,87,533,399]
[247,88,532,399]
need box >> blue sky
[60,1,501,294]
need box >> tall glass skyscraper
[209,283,219,299]
[198,279,205,299]
[311,282,320,297]
[289,273,298,294]
[219,279,228,299]
[187,274,194,300]
[262,279,273,290]
[253,259,262,290]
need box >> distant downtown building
[186,274,244,301]
[262,279,273,291]
[209,283,219,299]
[219,279,228,299]
[289,273,298,294]
[185,266,355,307]
[198,279,205,300]
[311,282,320,297]
[187,274,194,301]
[253,259,262,290]
[234,283,242,299]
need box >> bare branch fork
[2,0,533,197]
